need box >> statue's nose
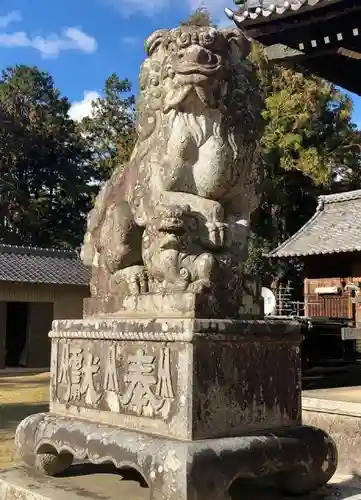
[180,45,216,66]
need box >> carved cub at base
[81,26,264,297]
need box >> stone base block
[48,317,302,440]
[15,412,337,500]
[83,289,263,320]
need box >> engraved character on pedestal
[121,347,174,417]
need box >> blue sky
[0,0,360,124]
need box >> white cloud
[0,27,97,58]
[0,11,22,29]
[65,27,97,53]
[69,90,100,121]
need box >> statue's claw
[112,265,149,294]
[203,222,230,250]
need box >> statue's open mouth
[158,217,185,232]
[164,63,223,112]
[174,64,223,88]
[175,64,221,76]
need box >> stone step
[1,466,361,500]
[303,388,361,475]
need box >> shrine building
[226,0,361,96]
[0,245,90,370]
[268,189,361,323]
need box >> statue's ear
[145,30,168,56]
[223,28,252,59]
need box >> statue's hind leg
[93,201,146,295]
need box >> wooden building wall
[0,282,89,369]
[305,277,353,318]
[303,253,361,320]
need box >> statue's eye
[178,32,191,48]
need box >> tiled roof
[0,245,90,286]
[225,0,336,25]
[268,189,361,258]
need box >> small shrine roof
[0,245,90,286]
[268,189,361,258]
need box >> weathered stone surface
[14,414,337,500]
[80,25,264,311]
[84,286,263,319]
[48,317,301,440]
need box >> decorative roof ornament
[225,0,326,24]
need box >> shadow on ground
[0,402,48,431]
[0,380,50,388]
[52,463,361,499]
[0,370,49,378]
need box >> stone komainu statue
[81,26,264,301]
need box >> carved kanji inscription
[55,341,175,419]
[121,348,163,415]
[81,353,101,405]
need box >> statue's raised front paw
[112,265,149,294]
[203,222,229,250]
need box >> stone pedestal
[14,309,338,499]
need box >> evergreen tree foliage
[0,65,99,249]
[79,73,135,180]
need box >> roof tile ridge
[319,189,361,204]
[0,244,79,259]
[226,0,329,24]
[267,203,323,257]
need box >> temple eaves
[225,0,361,95]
